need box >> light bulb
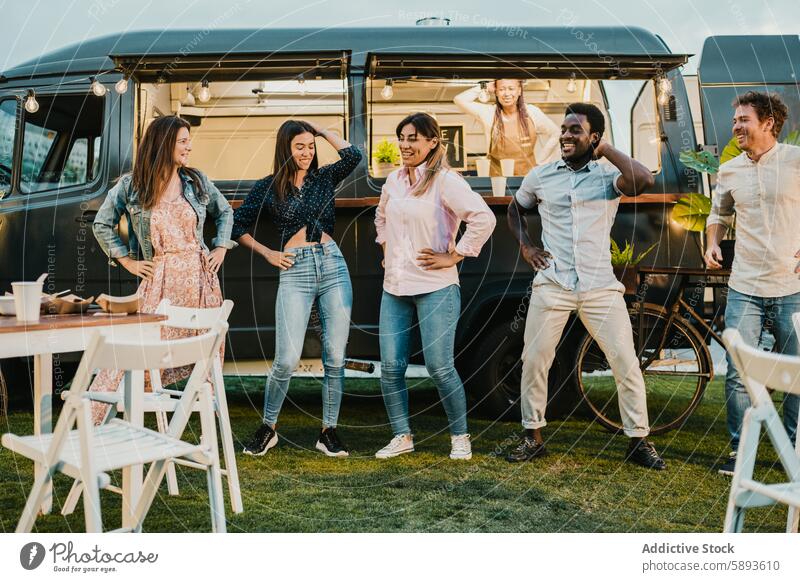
[566,73,577,93]
[24,90,39,114]
[658,90,671,106]
[114,76,129,94]
[381,79,394,100]
[298,76,306,96]
[182,85,196,106]
[198,80,211,103]
[478,81,490,103]
[90,77,107,97]
[657,76,672,94]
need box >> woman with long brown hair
[233,119,361,457]
[455,79,560,176]
[91,114,235,423]
[374,113,495,460]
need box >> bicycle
[575,266,730,435]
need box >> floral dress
[90,195,224,424]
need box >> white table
[0,311,165,526]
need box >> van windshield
[20,94,103,195]
[0,99,14,199]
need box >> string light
[297,75,307,96]
[657,76,672,94]
[114,75,129,94]
[566,73,577,93]
[381,79,394,100]
[182,84,196,106]
[24,89,39,114]
[198,79,211,103]
[478,81,490,103]
[90,77,107,97]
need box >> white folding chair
[1,322,228,532]
[722,328,800,533]
[63,299,243,515]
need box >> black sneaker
[315,427,349,457]
[717,451,737,476]
[243,423,278,456]
[625,438,666,470]
[505,436,548,463]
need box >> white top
[453,85,561,165]
[707,142,800,298]
[375,164,496,296]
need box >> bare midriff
[284,226,333,250]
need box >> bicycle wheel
[575,303,712,435]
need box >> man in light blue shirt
[505,103,665,470]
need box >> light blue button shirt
[515,159,624,292]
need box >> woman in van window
[91,114,235,424]
[233,120,361,458]
[374,113,496,460]
[454,79,560,176]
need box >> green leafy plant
[784,129,800,146]
[374,139,400,164]
[670,193,712,232]
[679,149,719,174]
[610,238,658,267]
[719,136,743,165]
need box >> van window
[366,77,612,179]
[0,99,15,199]
[20,94,104,194]
[136,80,348,181]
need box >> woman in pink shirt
[374,113,496,460]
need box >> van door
[0,87,120,297]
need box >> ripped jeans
[378,285,468,436]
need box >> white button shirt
[707,143,800,298]
[515,159,624,292]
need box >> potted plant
[610,238,658,295]
[373,139,400,177]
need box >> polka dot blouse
[232,145,362,247]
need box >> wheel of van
[461,320,577,422]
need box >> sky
[0,0,796,153]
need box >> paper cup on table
[475,157,491,177]
[500,158,515,177]
[12,281,43,322]
[490,176,507,197]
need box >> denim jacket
[93,169,236,265]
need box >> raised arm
[528,104,561,164]
[595,140,654,196]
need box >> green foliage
[610,238,658,267]
[719,136,743,165]
[671,193,712,232]
[679,149,719,174]
[374,139,400,164]
[784,129,800,146]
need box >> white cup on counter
[490,176,507,198]
[12,281,44,323]
[475,157,491,177]
[500,158,515,177]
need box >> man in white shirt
[704,91,800,476]
[505,102,665,470]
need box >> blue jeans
[379,285,468,436]
[262,242,352,428]
[724,288,800,449]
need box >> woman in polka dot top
[233,119,362,458]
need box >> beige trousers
[520,281,650,437]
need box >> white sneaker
[375,434,414,459]
[450,434,472,460]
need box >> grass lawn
[0,376,794,533]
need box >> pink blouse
[375,163,496,296]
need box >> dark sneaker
[625,438,666,470]
[717,451,737,476]
[243,423,278,456]
[315,427,349,457]
[505,436,548,463]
